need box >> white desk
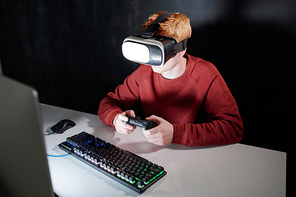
[41,104,286,197]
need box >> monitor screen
[0,75,55,197]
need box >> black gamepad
[123,115,158,130]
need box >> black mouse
[51,119,76,134]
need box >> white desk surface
[41,104,286,197]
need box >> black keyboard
[58,131,166,193]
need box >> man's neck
[162,57,187,79]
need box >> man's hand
[113,110,136,134]
[143,115,174,146]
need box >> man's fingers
[121,121,136,130]
[143,127,158,136]
[143,115,174,146]
[117,113,128,122]
[125,110,136,117]
[117,123,135,134]
[113,111,137,135]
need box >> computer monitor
[0,74,55,197]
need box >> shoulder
[186,54,220,82]
[187,54,219,76]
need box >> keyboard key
[137,180,144,187]
[129,175,135,183]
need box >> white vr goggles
[122,12,188,67]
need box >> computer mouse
[51,119,76,134]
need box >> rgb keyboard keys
[59,131,166,193]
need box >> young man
[98,11,243,146]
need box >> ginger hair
[141,11,192,43]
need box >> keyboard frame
[58,133,167,194]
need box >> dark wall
[1,0,295,152]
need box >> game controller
[123,115,158,130]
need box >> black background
[1,0,295,154]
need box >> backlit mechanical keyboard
[58,131,167,193]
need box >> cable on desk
[47,154,69,157]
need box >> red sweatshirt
[98,54,243,146]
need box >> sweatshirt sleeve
[172,74,243,146]
[98,67,142,127]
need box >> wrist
[171,124,183,144]
[105,110,122,127]
[112,114,120,127]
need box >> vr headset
[122,12,188,67]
